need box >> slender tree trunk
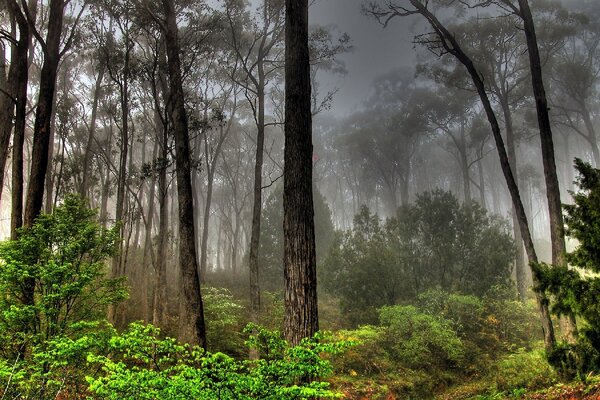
[153,124,168,328]
[580,106,600,167]
[161,0,206,348]
[248,78,265,325]
[81,62,105,197]
[477,158,486,209]
[283,0,318,346]
[408,0,555,351]
[0,23,16,205]
[500,97,528,302]
[517,0,577,342]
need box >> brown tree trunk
[0,19,16,204]
[161,0,207,348]
[517,0,577,342]
[7,0,34,239]
[408,0,556,352]
[248,82,265,326]
[24,0,65,228]
[283,0,319,346]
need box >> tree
[508,0,578,342]
[222,0,285,324]
[365,0,556,351]
[158,0,207,348]
[283,0,318,346]
[538,159,600,374]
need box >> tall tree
[223,0,284,324]
[283,0,318,346]
[365,0,556,352]
[502,0,578,342]
[159,0,207,348]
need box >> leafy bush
[0,195,126,397]
[87,322,354,399]
[379,305,465,370]
[203,286,245,355]
[494,348,557,392]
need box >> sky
[309,0,420,116]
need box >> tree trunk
[153,124,168,329]
[517,0,577,342]
[7,0,34,239]
[500,96,528,302]
[81,62,105,198]
[161,0,207,348]
[248,76,265,326]
[0,20,16,205]
[24,0,65,228]
[283,0,319,346]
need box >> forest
[2,0,600,398]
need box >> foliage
[0,194,127,397]
[203,286,245,355]
[536,159,600,376]
[86,322,354,399]
[493,348,558,393]
[379,305,465,370]
[0,321,116,398]
[322,190,515,325]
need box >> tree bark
[283,0,319,346]
[517,0,577,342]
[7,0,34,239]
[161,0,207,348]
[24,0,65,228]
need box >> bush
[87,322,354,399]
[379,305,465,370]
[0,195,126,397]
[494,348,557,392]
[203,286,245,355]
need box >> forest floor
[331,376,600,399]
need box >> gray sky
[310,0,420,116]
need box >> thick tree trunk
[408,0,555,352]
[283,0,319,346]
[7,0,34,239]
[0,31,16,204]
[24,0,65,228]
[161,0,207,348]
[517,0,577,342]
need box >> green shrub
[494,348,557,392]
[87,322,354,399]
[203,286,245,355]
[0,195,126,397]
[379,305,464,370]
